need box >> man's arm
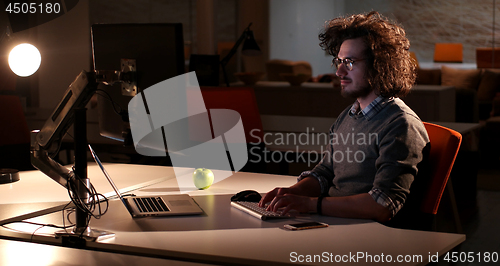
[320,193,392,222]
[289,176,322,196]
[262,177,391,222]
[266,192,392,223]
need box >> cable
[0,201,75,230]
[1,217,75,241]
[95,89,125,115]
[65,166,109,236]
[31,225,45,242]
[67,171,109,216]
[0,181,108,240]
[0,220,74,230]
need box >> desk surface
[0,164,465,265]
[0,238,203,266]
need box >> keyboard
[133,197,170,213]
[231,201,291,220]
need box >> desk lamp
[220,23,262,86]
[0,26,40,185]
[1,25,130,241]
[8,43,41,77]
[1,26,41,77]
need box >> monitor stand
[55,108,114,242]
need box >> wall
[33,0,244,108]
[344,0,499,64]
[239,0,269,73]
[89,0,241,55]
[89,0,198,51]
[14,0,500,109]
[270,0,500,73]
[89,0,264,81]
[35,0,90,109]
[0,0,91,109]
[269,0,343,77]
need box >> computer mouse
[231,190,262,202]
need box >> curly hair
[319,11,416,98]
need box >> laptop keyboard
[231,201,291,220]
[133,197,170,213]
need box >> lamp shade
[8,43,41,77]
[220,23,261,87]
[241,31,261,56]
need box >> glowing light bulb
[8,43,41,77]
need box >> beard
[340,80,372,99]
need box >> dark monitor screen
[91,23,185,142]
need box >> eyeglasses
[332,57,365,71]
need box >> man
[259,11,429,223]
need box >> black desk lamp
[220,23,262,87]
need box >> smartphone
[283,221,328,230]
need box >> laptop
[88,145,204,218]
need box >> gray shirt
[300,96,429,217]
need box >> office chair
[434,43,463,63]
[387,122,462,232]
[420,122,462,216]
[476,47,500,68]
[200,86,266,173]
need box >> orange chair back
[433,43,463,63]
[200,86,263,144]
[421,122,462,215]
[476,47,500,68]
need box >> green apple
[193,168,214,190]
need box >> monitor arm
[30,69,127,188]
[30,67,134,241]
[31,71,96,188]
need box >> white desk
[0,238,203,266]
[0,164,465,265]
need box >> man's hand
[266,194,315,215]
[258,187,291,208]
[259,187,392,222]
[258,176,321,213]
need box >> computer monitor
[91,23,185,143]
